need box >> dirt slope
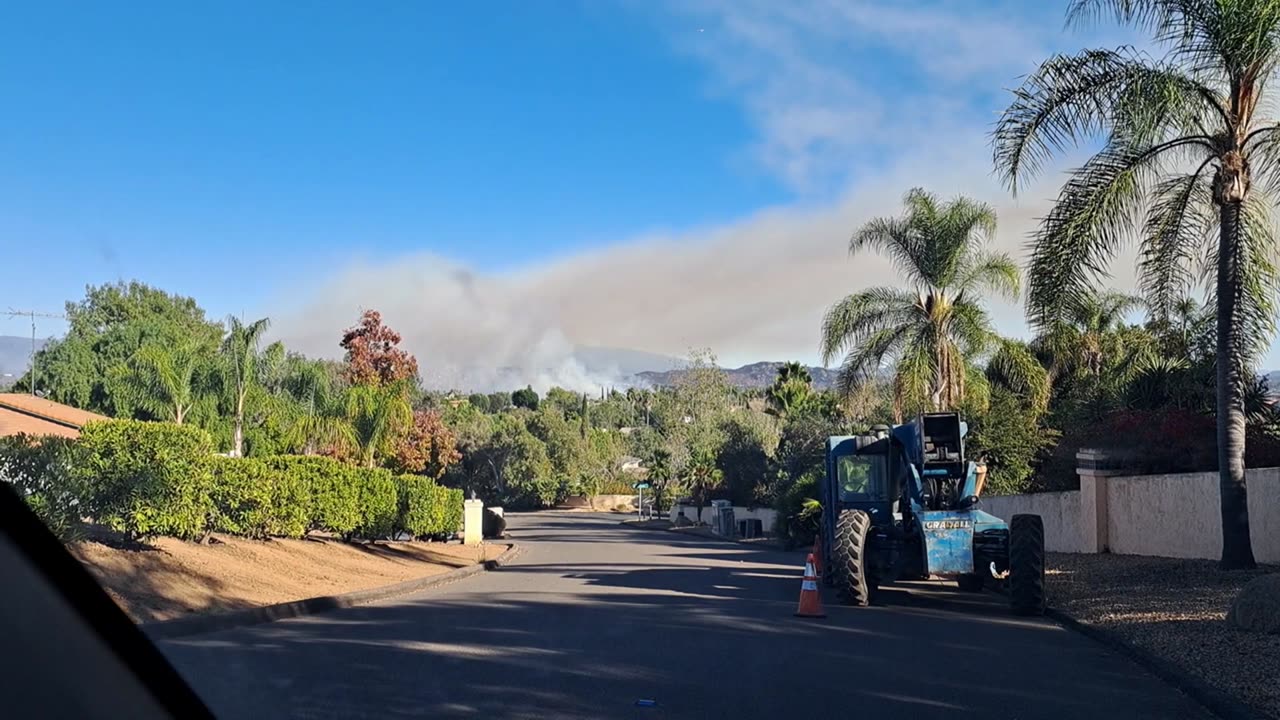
[70,535,505,623]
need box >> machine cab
[823,434,906,534]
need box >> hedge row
[0,420,464,543]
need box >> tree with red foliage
[389,409,461,479]
[340,310,419,386]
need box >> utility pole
[6,308,65,396]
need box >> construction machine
[819,412,1046,615]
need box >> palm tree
[765,361,814,418]
[274,357,354,456]
[1034,291,1155,390]
[821,188,1020,419]
[221,316,271,457]
[992,0,1280,568]
[345,381,412,468]
[110,341,206,424]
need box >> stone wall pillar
[1077,449,1120,553]
[463,498,484,546]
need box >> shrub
[77,420,214,541]
[773,468,822,548]
[597,477,637,495]
[264,456,359,536]
[209,457,310,540]
[209,456,275,538]
[355,467,398,539]
[0,434,84,540]
[271,467,310,539]
[397,475,464,539]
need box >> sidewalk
[1047,553,1278,719]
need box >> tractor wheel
[833,509,873,606]
[1009,514,1046,616]
[956,573,985,592]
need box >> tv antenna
[6,308,65,396]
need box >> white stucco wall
[981,491,1088,553]
[1106,468,1280,563]
[984,468,1280,563]
[669,504,779,534]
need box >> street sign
[633,482,651,490]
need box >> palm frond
[849,216,925,286]
[1025,143,1165,330]
[987,339,1052,413]
[953,251,1021,300]
[833,325,912,399]
[1138,163,1216,319]
[820,288,920,365]
[993,44,1220,193]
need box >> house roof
[0,394,109,439]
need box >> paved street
[162,511,1210,719]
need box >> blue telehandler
[819,411,1046,615]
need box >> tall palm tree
[345,381,412,468]
[221,316,271,457]
[821,188,1020,418]
[992,0,1280,568]
[110,340,206,424]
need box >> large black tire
[956,573,985,592]
[1009,514,1046,615]
[833,509,873,606]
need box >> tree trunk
[231,394,245,458]
[1215,201,1257,570]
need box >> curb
[144,543,520,641]
[1046,607,1269,720]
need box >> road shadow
[160,517,1210,720]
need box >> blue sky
[3,1,1261,386]
[0,1,777,322]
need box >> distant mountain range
[0,335,47,381]
[635,361,840,391]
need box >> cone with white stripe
[794,553,826,618]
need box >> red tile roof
[0,394,109,439]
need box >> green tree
[24,281,222,414]
[821,188,1019,418]
[716,411,779,506]
[992,0,1280,568]
[275,356,353,456]
[221,316,271,457]
[478,414,554,508]
[107,340,211,424]
[511,385,539,410]
[765,362,814,419]
[344,382,413,468]
[486,391,511,413]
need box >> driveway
[161,511,1211,719]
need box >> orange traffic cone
[794,553,826,618]
[811,535,824,577]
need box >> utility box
[710,500,735,537]
[738,518,763,539]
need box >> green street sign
[633,482,651,490]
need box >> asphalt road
[161,511,1211,720]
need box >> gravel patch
[1048,553,1279,719]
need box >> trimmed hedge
[398,475,464,540]
[0,419,466,545]
[77,420,214,541]
[355,467,399,540]
[263,455,360,536]
[209,457,309,539]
